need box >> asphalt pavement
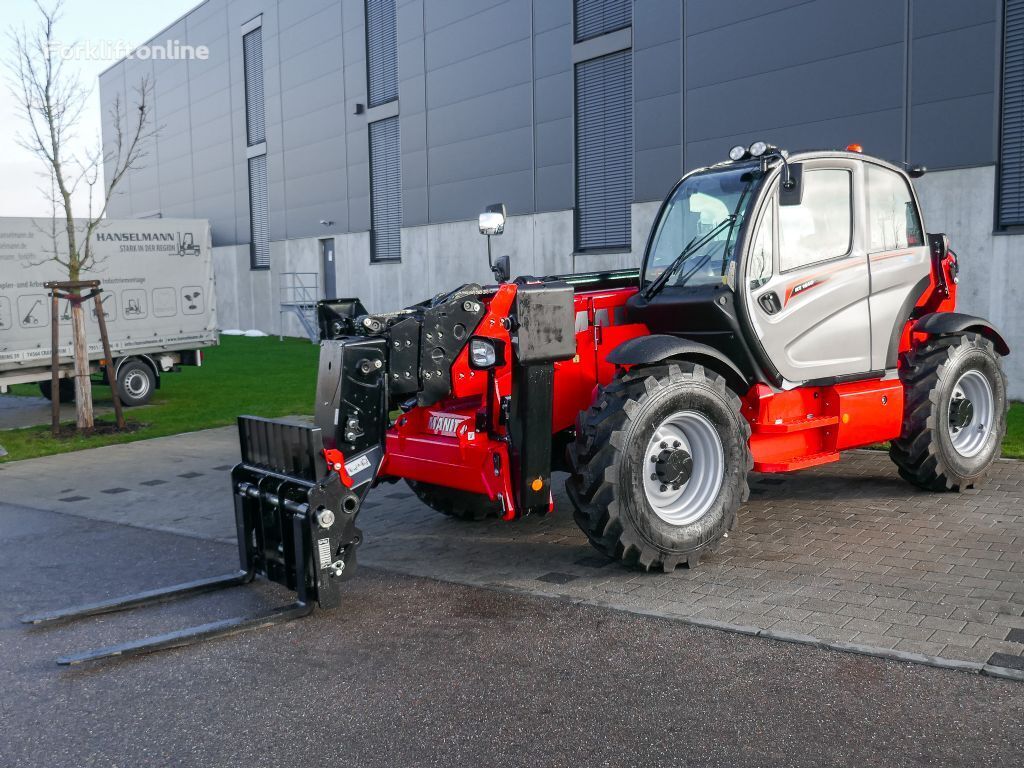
[1,502,1021,768]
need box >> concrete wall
[214,208,578,332]
[914,165,1024,399]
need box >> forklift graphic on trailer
[21,299,42,326]
[175,232,201,257]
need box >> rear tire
[566,363,751,572]
[115,359,155,407]
[406,480,502,521]
[890,333,1008,491]
[39,378,77,403]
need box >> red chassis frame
[366,249,960,520]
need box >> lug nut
[673,441,680,448]
[659,484,667,493]
[651,473,658,481]
[660,441,668,449]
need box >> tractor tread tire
[890,333,1008,492]
[406,480,502,522]
[566,363,751,572]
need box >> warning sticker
[317,538,333,569]
[345,454,371,477]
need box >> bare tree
[7,0,155,430]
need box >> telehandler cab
[29,143,1010,663]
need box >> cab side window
[778,169,852,272]
[748,203,774,290]
[866,164,923,251]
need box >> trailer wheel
[406,480,502,521]
[567,363,751,572]
[39,378,77,403]
[890,333,1008,491]
[115,359,155,407]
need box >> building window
[369,116,401,262]
[575,49,633,252]
[248,154,269,269]
[574,0,631,43]
[242,27,265,146]
[366,0,398,108]
[1000,0,1024,228]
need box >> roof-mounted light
[748,141,769,158]
[728,145,747,161]
[846,143,863,153]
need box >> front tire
[890,333,1008,491]
[567,363,751,572]
[406,480,502,521]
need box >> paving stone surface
[2,426,1022,670]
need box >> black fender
[913,312,1010,356]
[606,335,750,393]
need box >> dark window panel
[248,154,270,269]
[1000,0,1024,227]
[575,49,633,251]
[243,27,265,146]
[366,0,398,107]
[370,116,402,261]
[575,0,631,43]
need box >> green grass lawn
[1006,402,1024,459]
[0,336,319,463]
[1,335,1022,462]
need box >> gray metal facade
[100,0,1006,251]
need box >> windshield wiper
[642,215,737,300]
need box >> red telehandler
[28,144,1010,663]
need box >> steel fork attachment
[22,416,363,665]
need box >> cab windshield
[643,164,763,290]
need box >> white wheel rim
[642,410,725,526]
[947,369,994,458]
[124,370,149,398]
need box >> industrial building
[100,0,1024,395]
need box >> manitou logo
[427,412,468,437]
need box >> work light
[748,141,768,157]
[469,338,499,369]
[728,145,747,161]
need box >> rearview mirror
[479,203,506,236]
[779,163,803,206]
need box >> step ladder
[279,271,320,342]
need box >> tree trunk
[69,298,94,430]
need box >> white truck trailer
[0,217,217,406]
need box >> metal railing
[279,271,320,342]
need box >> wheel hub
[948,394,974,431]
[653,447,693,488]
[946,369,994,458]
[641,410,725,527]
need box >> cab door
[863,163,932,370]
[743,159,873,383]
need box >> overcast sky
[2,0,199,218]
